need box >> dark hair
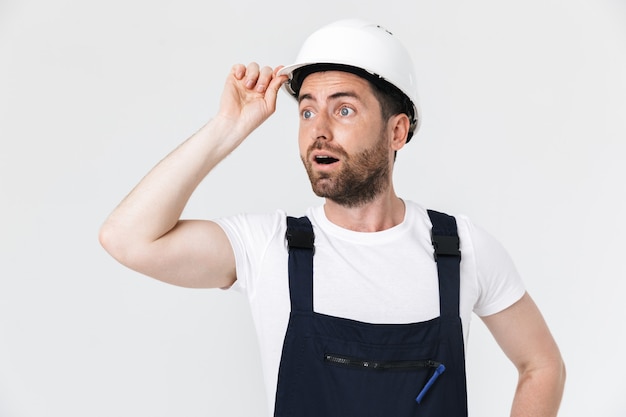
[290,63,417,143]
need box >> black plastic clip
[431,234,461,261]
[286,229,315,250]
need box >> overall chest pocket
[293,334,449,417]
[324,352,446,402]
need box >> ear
[389,113,410,151]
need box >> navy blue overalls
[274,210,468,417]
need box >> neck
[323,188,405,232]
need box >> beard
[301,136,391,208]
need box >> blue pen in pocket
[416,363,446,404]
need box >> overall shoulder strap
[427,209,462,318]
[286,216,315,312]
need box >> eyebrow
[298,91,361,104]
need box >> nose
[310,111,332,141]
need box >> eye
[339,106,354,117]
[302,109,315,119]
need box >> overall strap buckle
[427,210,461,262]
[285,216,315,312]
[286,229,315,250]
[431,234,461,261]
[427,209,462,318]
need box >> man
[99,19,565,416]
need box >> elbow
[519,352,567,400]
[520,339,567,386]
[557,357,567,390]
[549,350,567,390]
[98,220,120,259]
[539,355,566,396]
[98,219,161,277]
[98,219,133,266]
[541,354,567,388]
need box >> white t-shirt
[215,200,525,415]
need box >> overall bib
[274,210,468,417]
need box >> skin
[99,62,565,416]
[297,71,408,229]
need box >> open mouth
[315,155,339,165]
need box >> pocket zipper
[324,353,440,371]
[323,353,446,404]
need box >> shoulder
[214,209,287,236]
[454,214,526,316]
[213,210,292,293]
[213,209,292,256]
[403,201,489,251]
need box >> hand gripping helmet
[278,18,421,141]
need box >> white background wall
[1,0,625,416]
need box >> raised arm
[99,63,288,288]
[481,292,566,417]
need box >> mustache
[307,139,348,158]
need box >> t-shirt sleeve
[461,216,526,317]
[213,210,286,294]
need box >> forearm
[510,359,566,417]
[99,63,286,282]
[100,116,244,254]
[481,294,566,417]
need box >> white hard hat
[278,18,421,135]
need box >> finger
[244,62,260,89]
[264,69,289,109]
[254,65,274,93]
[231,63,246,80]
[272,65,285,77]
[268,68,288,94]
